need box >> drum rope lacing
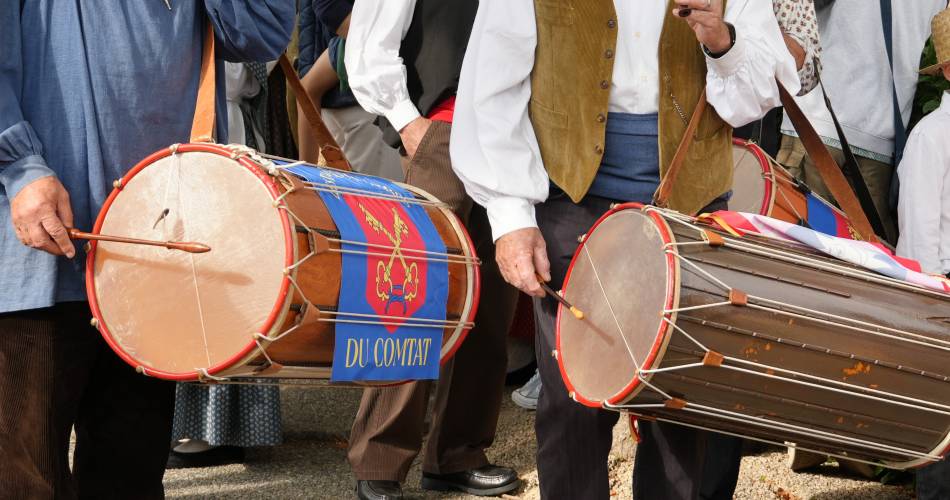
[165,145,217,372]
[194,147,478,379]
[592,205,950,465]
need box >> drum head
[88,146,291,379]
[730,140,771,215]
[557,206,678,406]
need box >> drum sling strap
[657,84,880,244]
[816,74,891,242]
[189,21,352,172]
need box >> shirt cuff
[485,196,538,242]
[0,155,55,200]
[705,29,747,77]
[386,99,422,133]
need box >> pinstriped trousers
[347,121,519,481]
[0,302,175,499]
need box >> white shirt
[780,0,945,159]
[897,92,950,276]
[345,0,422,134]
[225,62,263,147]
[450,0,800,241]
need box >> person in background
[451,0,798,498]
[168,61,284,469]
[898,13,950,497]
[0,2,293,497]
[297,0,402,180]
[343,0,521,498]
[733,0,822,155]
[776,0,946,245]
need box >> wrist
[0,155,55,200]
[703,22,736,58]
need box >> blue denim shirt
[0,1,294,313]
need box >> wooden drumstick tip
[536,274,585,321]
[165,242,212,254]
[569,306,585,320]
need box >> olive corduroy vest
[529,0,733,215]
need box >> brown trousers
[0,302,175,500]
[776,134,898,243]
[347,121,519,481]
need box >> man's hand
[674,0,732,55]
[10,176,76,258]
[399,117,432,159]
[495,227,551,297]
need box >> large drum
[730,138,852,235]
[86,143,478,382]
[556,203,950,468]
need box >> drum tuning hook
[152,208,170,229]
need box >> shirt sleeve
[896,127,945,274]
[772,0,821,95]
[344,0,420,132]
[297,2,317,76]
[0,2,55,200]
[204,0,296,63]
[313,0,353,34]
[450,0,548,241]
[706,0,801,127]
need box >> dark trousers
[347,121,519,481]
[0,302,175,500]
[534,191,742,500]
[917,459,950,500]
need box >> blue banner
[282,163,447,382]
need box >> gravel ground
[163,385,916,499]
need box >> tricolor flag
[704,211,950,294]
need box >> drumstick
[67,228,211,254]
[536,274,584,320]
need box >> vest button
[594,145,604,155]
[600,80,610,90]
[604,49,614,59]
[596,113,606,123]
[607,19,616,29]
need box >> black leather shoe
[420,465,520,496]
[355,480,403,500]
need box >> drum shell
[222,171,476,380]
[87,144,478,383]
[557,205,950,468]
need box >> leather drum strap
[190,21,217,143]
[188,23,352,171]
[779,82,877,242]
[654,90,708,209]
[278,55,352,172]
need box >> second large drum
[556,203,950,468]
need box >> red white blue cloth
[706,211,950,294]
[283,163,448,382]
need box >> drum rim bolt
[89,317,99,328]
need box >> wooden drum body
[556,204,950,468]
[87,144,478,382]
